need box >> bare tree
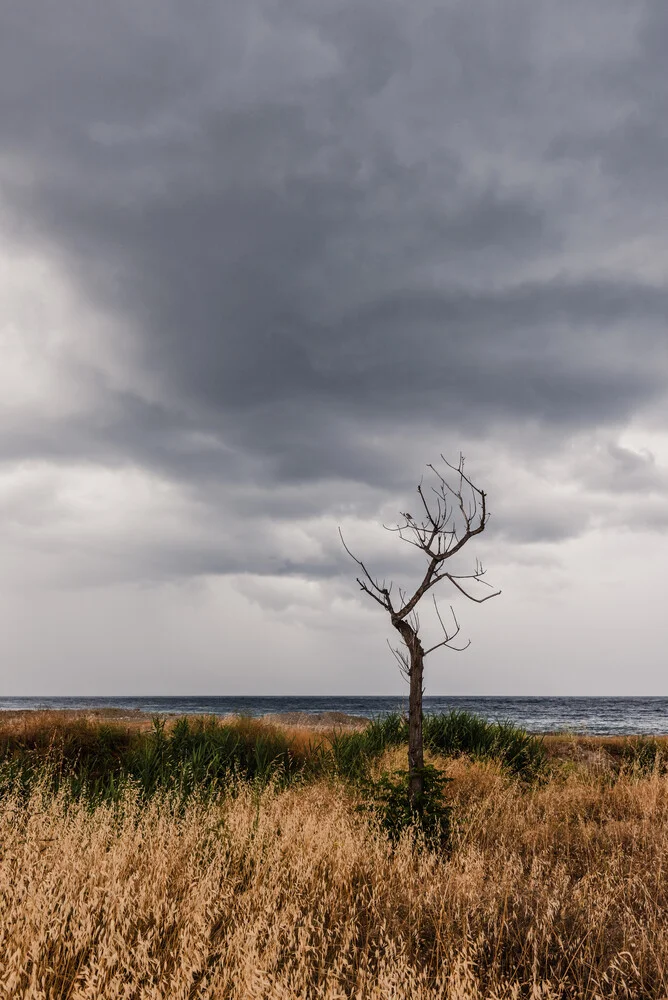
[340,455,500,808]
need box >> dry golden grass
[0,710,358,756]
[3,758,668,998]
[0,708,153,735]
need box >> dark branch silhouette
[341,453,500,808]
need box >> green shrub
[423,710,546,780]
[329,710,545,782]
[621,736,667,775]
[357,764,452,850]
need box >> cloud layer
[1,0,667,693]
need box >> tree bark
[407,641,425,809]
[393,617,425,809]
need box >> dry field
[2,722,668,1000]
[0,709,365,753]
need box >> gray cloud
[1,0,667,592]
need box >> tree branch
[387,638,410,680]
[440,572,501,604]
[339,528,394,613]
[340,455,500,668]
[424,600,472,655]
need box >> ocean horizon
[2,695,668,735]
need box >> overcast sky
[1,1,667,696]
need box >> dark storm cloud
[2,0,667,549]
[548,5,668,197]
[574,442,668,496]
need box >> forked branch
[424,599,471,655]
[339,455,500,664]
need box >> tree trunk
[392,616,425,809]
[407,641,425,809]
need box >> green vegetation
[0,709,547,846]
[0,714,309,804]
[423,710,548,779]
[9,708,666,813]
[330,710,548,782]
[621,735,668,775]
[356,763,452,849]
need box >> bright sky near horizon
[1,1,668,696]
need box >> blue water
[2,696,668,735]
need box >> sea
[1,695,668,735]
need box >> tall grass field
[1,709,668,998]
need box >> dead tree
[340,455,500,809]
